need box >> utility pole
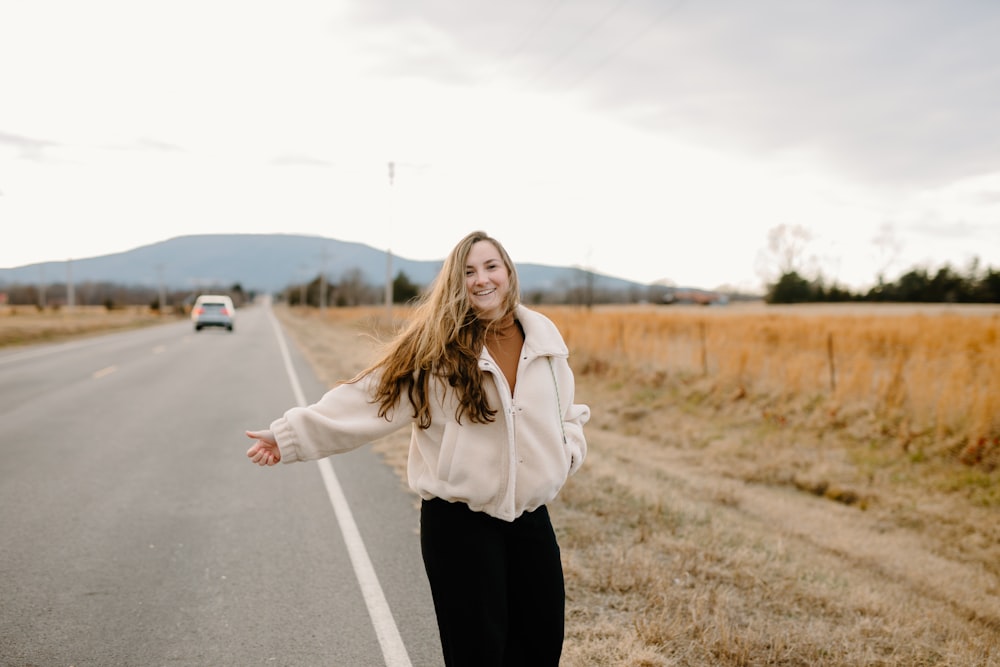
[38,266,46,309]
[299,265,308,307]
[155,263,165,315]
[319,245,330,312]
[66,259,75,312]
[385,161,394,321]
[298,265,308,307]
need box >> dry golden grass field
[6,302,999,666]
[0,305,164,347]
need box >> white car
[191,294,235,332]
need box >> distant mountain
[0,234,648,296]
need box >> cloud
[0,130,60,161]
[345,0,1000,189]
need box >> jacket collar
[514,304,568,359]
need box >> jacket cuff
[270,417,301,464]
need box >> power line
[576,4,684,90]
[501,0,568,64]
[522,0,634,88]
[487,0,569,82]
[563,0,687,90]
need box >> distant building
[662,288,728,306]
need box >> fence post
[827,332,836,392]
[700,321,708,376]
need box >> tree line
[768,263,1000,304]
[0,281,251,312]
[1,268,664,310]
[8,262,996,310]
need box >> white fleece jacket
[270,305,590,522]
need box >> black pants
[420,498,565,667]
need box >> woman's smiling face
[465,240,510,320]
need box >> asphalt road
[0,303,443,667]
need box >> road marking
[0,323,178,366]
[93,365,117,379]
[266,306,413,667]
[0,337,110,366]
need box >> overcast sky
[2,0,998,292]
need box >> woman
[246,230,589,666]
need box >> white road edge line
[266,306,413,667]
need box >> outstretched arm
[246,429,281,466]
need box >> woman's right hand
[245,429,281,466]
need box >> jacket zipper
[481,357,516,514]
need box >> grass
[540,303,1000,474]
[0,304,168,347]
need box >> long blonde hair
[361,231,521,428]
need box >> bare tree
[872,222,903,285]
[756,223,815,284]
[334,268,375,306]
